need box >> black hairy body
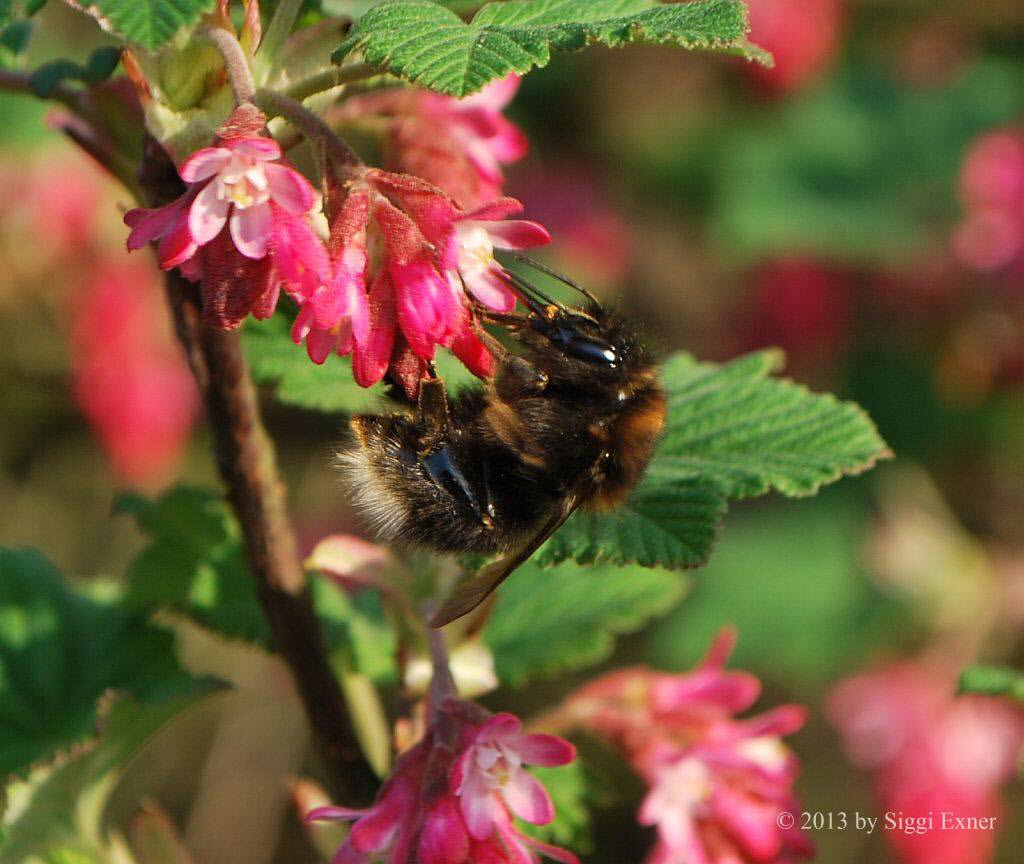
[339,297,666,625]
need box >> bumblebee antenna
[512,254,600,305]
[504,269,562,314]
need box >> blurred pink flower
[70,255,199,486]
[735,258,852,371]
[558,630,813,864]
[125,104,327,328]
[953,129,1024,273]
[309,701,577,864]
[742,0,843,93]
[336,75,528,208]
[829,660,1024,864]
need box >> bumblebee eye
[540,322,619,366]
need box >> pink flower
[69,255,199,487]
[953,129,1024,273]
[292,167,549,394]
[335,75,528,207]
[309,701,578,864]
[452,713,576,841]
[829,660,1024,864]
[742,0,843,93]
[558,630,813,864]
[181,135,313,258]
[125,104,328,328]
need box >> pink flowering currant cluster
[555,630,813,864]
[336,76,528,209]
[309,700,578,864]
[124,77,548,395]
[953,128,1024,277]
[829,660,1024,864]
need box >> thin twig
[162,272,378,803]
[256,87,362,167]
[285,62,376,102]
[0,66,81,112]
[202,26,256,104]
[137,140,376,803]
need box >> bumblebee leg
[416,375,452,444]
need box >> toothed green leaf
[535,349,890,572]
[485,558,688,685]
[656,349,892,498]
[89,0,215,52]
[335,0,770,97]
[0,547,191,778]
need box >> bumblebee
[339,261,666,626]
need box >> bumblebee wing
[430,493,584,628]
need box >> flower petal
[265,162,316,214]
[501,769,554,825]
[462,265,517,312]
[352,275,396,388]
[306,328,336,364]
[230,201,273,258]
[305,805,368,824]
[179,146,231,183]
[419,799,469,864]
[458,769,496,842]
[157,212,198,269]
[229,136,281,161]
[463,197,524,223]
[478,219,551,250]
[189,180,230,245]
[511,733,576,767]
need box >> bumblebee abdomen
[340,410,555,555]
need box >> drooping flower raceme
[125,103,327,328]
[953,128,1024,274]
[308,701,578,864]
[829,659,1024,864]
[336,75,528,208]
[290,167,549,396]
[554,629,813,864]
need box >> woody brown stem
[162,272,378,802]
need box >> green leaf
[656,349,892,498]
[335,0,769,97]
[120,485,398,682]
[243,315,376,414]
[519,762,590,852]
[0,686,221,864]
[536,469,726,569]
[28,47,122,98]
[90,0,215,52]
[0,0,47,29]
[0,547,191,778]
[647,493,907,688]
[485,558,688,685]
[959,665,1024,703]
[534,349,889,572]
[243,313,479,413]
[120,486,269,645]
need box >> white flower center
[736,736,788,772]
[457,225,496,277]
[216,154,270,210]
[474,741,521,789]
[655,758,712,811]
